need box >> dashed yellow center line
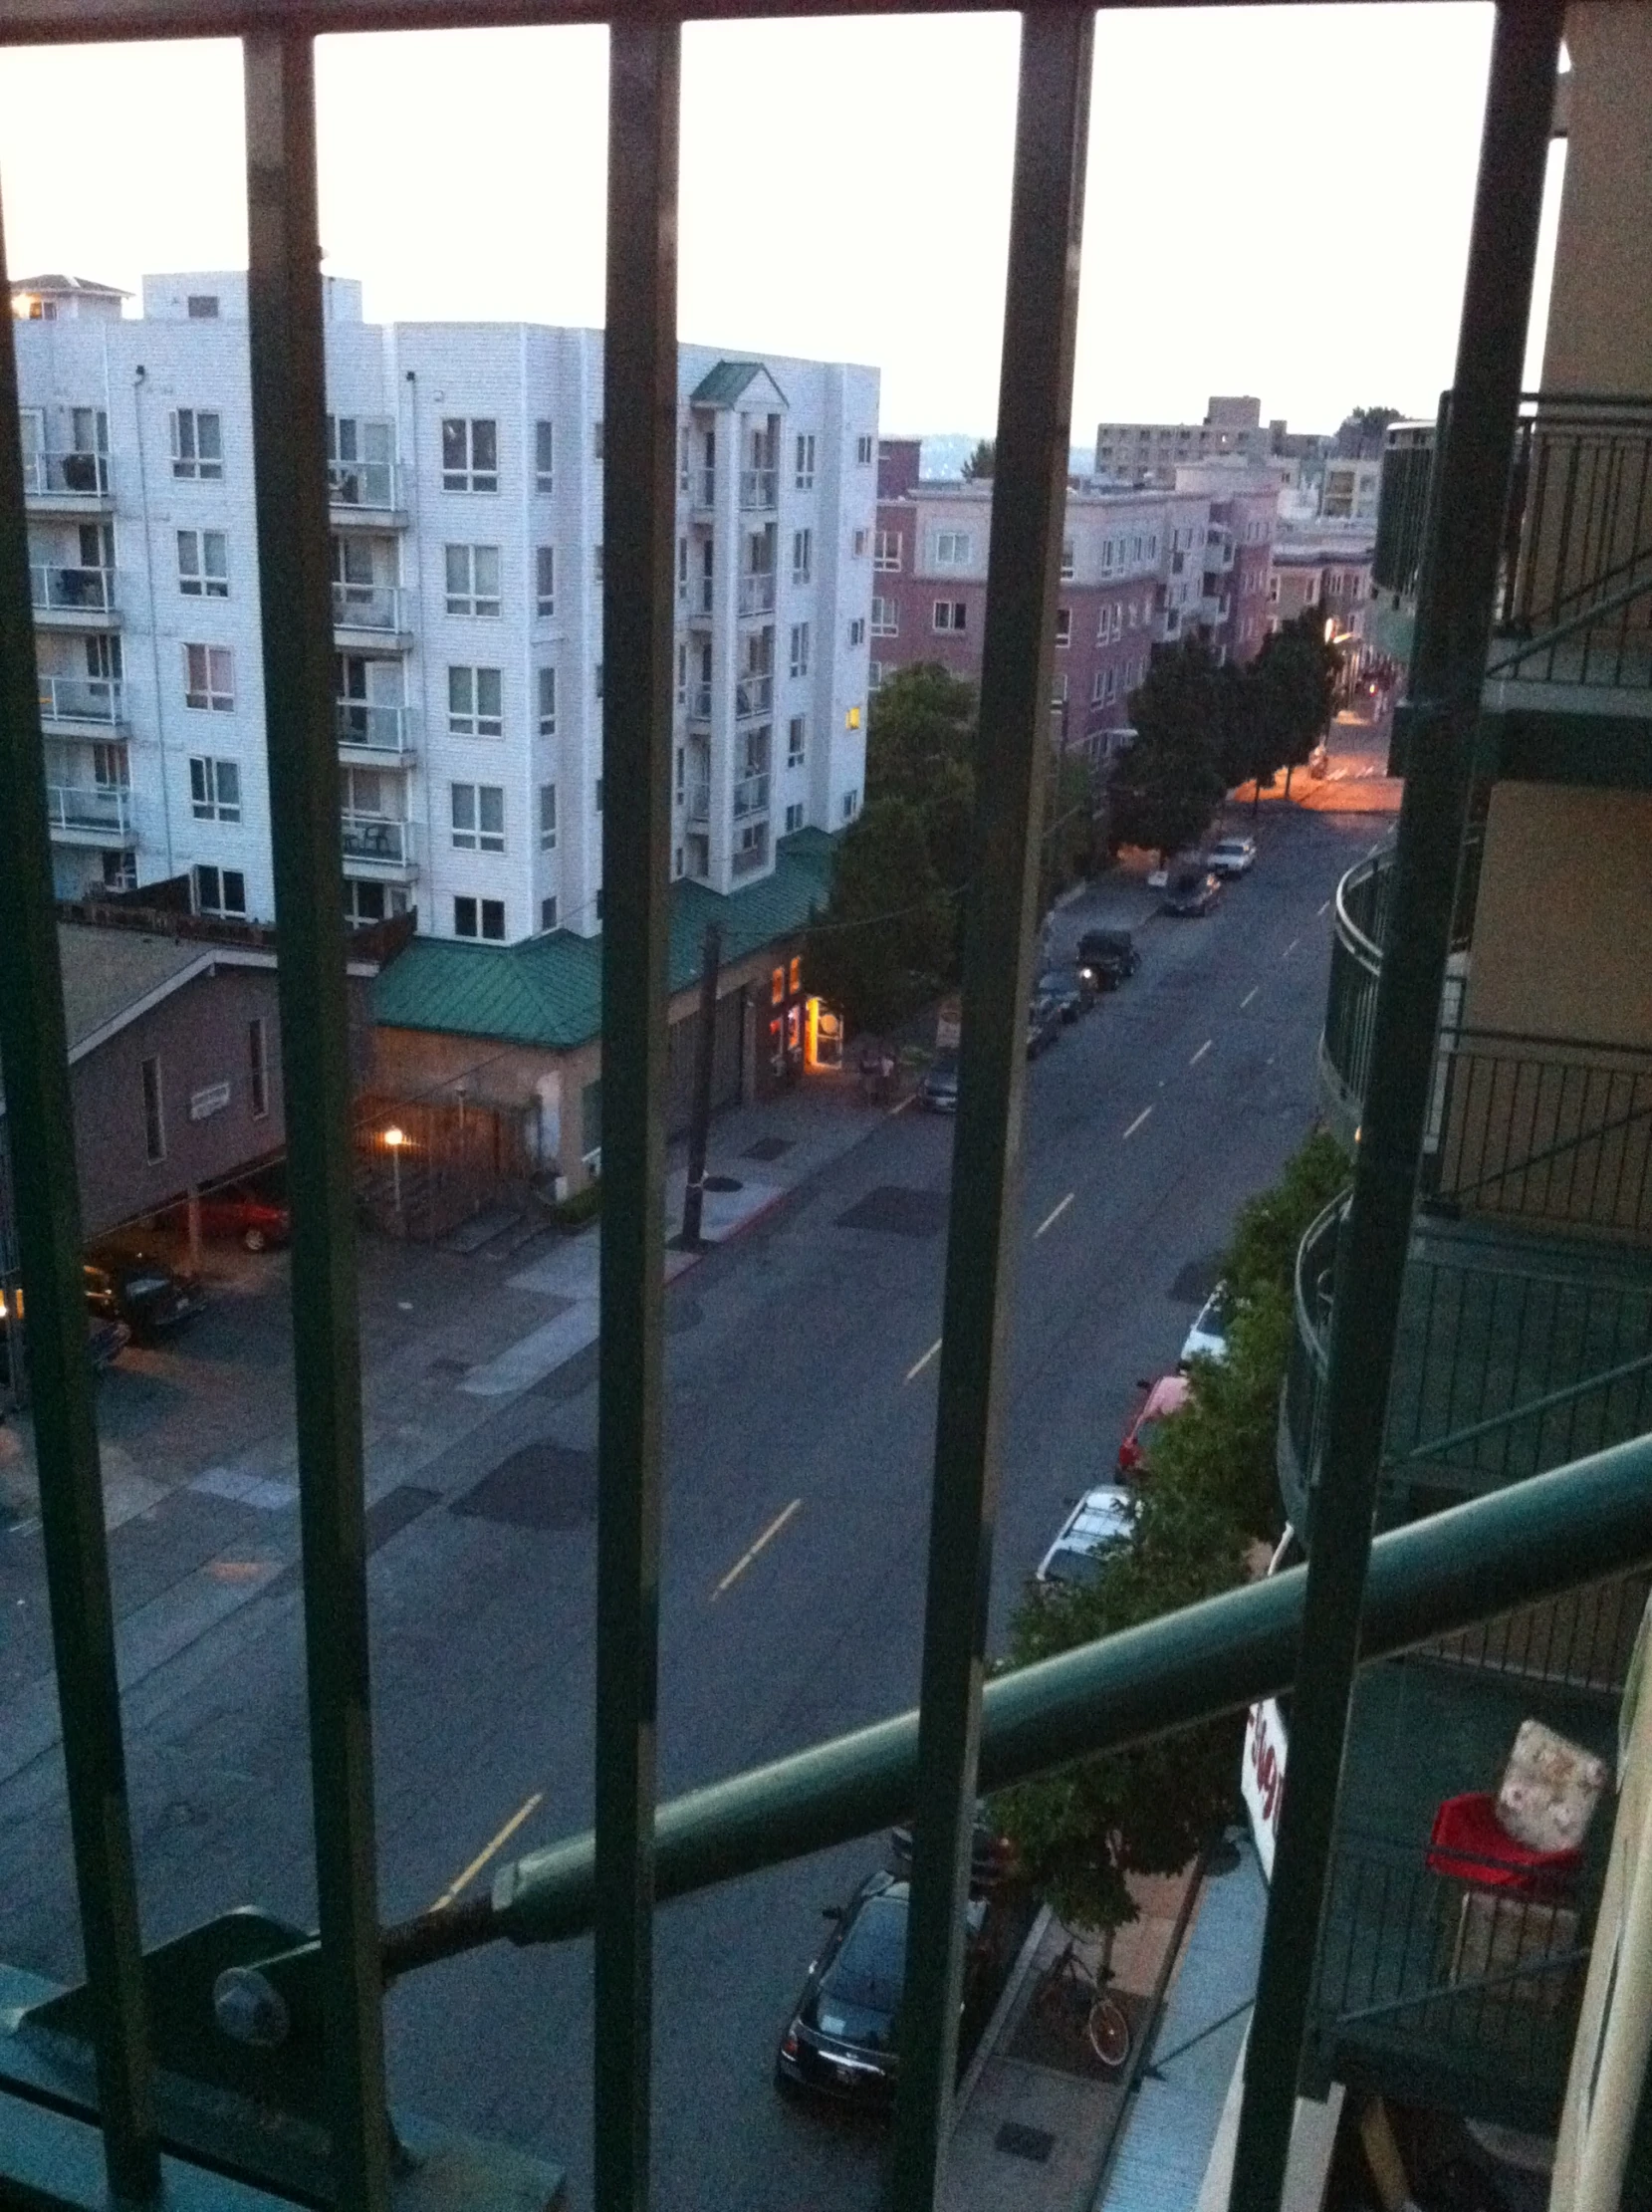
[1122,1106,1153,1140]
[1240,987,1260,1009]
[1189,1039,1212,1067]
[431,1791,544,1911]
[1035,1192,1074,1239]
[713,1498,802,1598]
[905,1337,943,1383]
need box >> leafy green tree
[1149,1293,1295,1544]
[994,1479,1248,1937]
[1040,748,1096,916]
[1333,405,1402,459]
[866,661,977,817]
[1215,657,1285,812]
[1110,635,1228,860]
[1251,608,1341,795]
[1224,1126,1350,1304]
[961,437,996,481]
[804,798,953,1035]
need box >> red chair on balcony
[1426,1791,1580,1898]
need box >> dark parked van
[1075,927,1140,989]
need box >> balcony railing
[334,701,416,754]
[684,781,710,824]
[735,672,772,718]
[37,674,124,726]
[1319,845,1390,1131]
[331,582,411,633]
[1284,1194,1652,1533]
[732,770,769,818]
[739,467,777,511]
[23,451,112,500]
[46,783,132,838]
[737,570,775,616]
[328,457,402,511]
[691,467,716,509]
[339,812,413,867]
[686,681,712,722]
[29,565,117,616]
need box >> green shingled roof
[372,830,835,1051]
[689,360,789,409]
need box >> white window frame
[789,622,810,679]
[449,663,504,738]
[852,528,868,559]
[535,419,555,493]
[1055,607,1071,646]
[934,530,972,569]
[171,407,223,482]
[870,596,898,637]
[193,863,247,919]
[540,781,558,851]
[873,529,902,573]
[441,416,499,494]
[795,433,816,490]
[785,801,804,834]
[847,615,865,646]
[536,544,556,617]
[177,528,228,598]
[538,665,558,737]
[792,527,812,585]
[787,715,806,768]
[855,435,874,465]
[183,642,234,712]
[188,754,241,822]
[933,600,966,633]
[445,543,502,618]
[450,780,505,854]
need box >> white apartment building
[12,272,877,945]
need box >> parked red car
[192,1182,292,1252]
[1116,1373,1190,1476]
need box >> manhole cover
[742,1136,793,1163]
[835,1185,948,1237]
[703,1173,743,1193]
[995,2122,1055,2163]
[451,1443,597,1531]
[1169,1254,1223,1304]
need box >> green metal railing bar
[243,33,392,2210]
[366,1428,1652,1971]
[0,175,160,2206]
[891,11,1092,2206]
[1229,7,1568,2211]
[1485,560,1652,680]
[593,19,679,2211]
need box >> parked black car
[1035,964,1095,1024]
[1075,926,1140,989]
[1026,994,1063,1058]
[84,1249,207,1341]
[1161,865,1220,916]
[915,1052,960,1113]
[775,1870,990,2105]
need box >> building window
[189,755,241,822]
[1051,672,1068,706]
[448,664,503,737]
[186,294,220,320]
[594,890,604,922]
[445,544,502,617]
[1055,607,1071,646]
[535,419,554,492]
[852,528,868,559]
[868,660,883,690]
[184,643,234,711]
[248,1018,269,1118]
[790,622,810,679]
[193,864,246,918]
[451,781,505,853]
[595,663,603,699]
[1103,666,1117,704]
[847,615,865,646]
[855,435,874,465]
[840,788,860,822]
[537,545,556,617]
[454,896,506,940]
[1091,667,1106,704]
[538,665,558,737]
[171,408,223,481]
[540,782,558,850]
[177,528,228,597]
[1267,575,1281,603]
[785,801,804,834]
[870,596,898,636]
[594,777,603,813]
[935,531,972,568]
[541,895,559,932]
[795,433,815,490]
[141,1056,165,1163]
[592,421,604,461]
[1062,538,1074,581]
[787,714,806,768]
[873,530,902,572]
[593,545,603,587]
[933,600,966,633]
[441,417,498,493]
[792,528,812,585]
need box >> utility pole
[678,921,721,1249]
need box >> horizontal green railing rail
[372,1427,1652,1972]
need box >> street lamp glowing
[384,1125,405,1214]
[384,1125,405,1148]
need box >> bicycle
[1033,1938,1132,2073]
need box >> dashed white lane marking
[905,1337,943,1383]
[1240,987,1260,1009]
[1035,1192,1075,1239]
[1122,1106,1153,1141]
[1189,1040,1213,1067]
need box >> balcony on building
[686,681,713,730]
[335,700,417,763]
[45,781,134,846]
[331,581,413,649]
[690,466,716,515]
[339,811,416,875]
[732,770,769,820]
[328,455,407,529]
[684,780,711,826]
[736,672,772,720]
[738,569,775,618]
[37,674,125,731]
[23,450,115,514]
[29,564,118,628]
[739,466,777,512]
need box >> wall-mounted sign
[189,1081,232,1122]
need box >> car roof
[1140,1373,1192,1420]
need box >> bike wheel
[1086,1994,1131,2072]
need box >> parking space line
[1189,1040,1212,1067]
[1240,986,1259,1009]
[713,1498,802,1598]
[430,1791,544,1911]
[1122,1106,1153,1140]
[1035,1192,1074,1239]
[904,1337,943,1383]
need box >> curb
[952,1900,1052,2125]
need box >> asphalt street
[0,799,1383,2210]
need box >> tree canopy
[961,438,996,481]
[1109,634,1229,860]
[803,796,954,1035]
[1249,608,1341,790]
[1333,406,1402,458]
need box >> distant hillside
[914,433,1095,480]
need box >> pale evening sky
[0,5,1559,444]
